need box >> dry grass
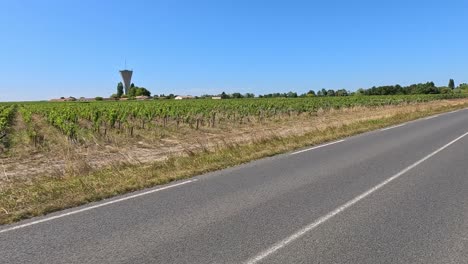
[3,99,468,181]
[1,100,468,224]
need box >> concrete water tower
[119,69,133,95]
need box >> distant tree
[448,79,455,89]
[453,83,468,94]
[135,87,151,96]
[306,90,316,97]
[355,88,365,95]
[439,87,453,94]
[116,82,124,97]
[360,82,440,95]
[130,83,135,88]
[327,89,336,96]
[321,88,328,96]
[128,86,151,97]
[221,92,229,99]
[287,91,298,98]
[408,82,439,94]
[231,92,243,99]
[95,96,104,101]
[245,93,255,98]
[335,89,348,96]
[128,87,136,97]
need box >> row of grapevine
[0,104,17,150]
[15,103,79,140]
[18,106,44,146]
[0,105,16,135]
[15,94,468,139]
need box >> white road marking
[1,107,465,235]
[245,131,468,264]
[0,179,198,234]
[424,115,439,120]
[444,109,463,115]
[290,140,346,155]
[380,123,406,131]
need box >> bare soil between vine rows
[1,98,468,182]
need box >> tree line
[107,79,467,100]
[247,79,466,98]
[355,79,465,96]
[111,82,151,99]
[205,80,465,99]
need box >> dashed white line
[290,140,346,155]
[0,179,198,234]
[380,123,406,131]
[245,131,468,264]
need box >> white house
[175,95,195,100]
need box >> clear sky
[1,0,467,101]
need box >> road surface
[1,109,468,264]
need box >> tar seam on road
[380,123,406,131]
[290,140,346,155]
[244,131,468,264]
[0,179,198,234]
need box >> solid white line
[290,140,346,155]
[444,109,463,115]
[0,179,198,234]
[424,115,439,120]
[245,131,468,264]
[380,123,406,131]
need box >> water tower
[119,69,133,95]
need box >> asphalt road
[1,109,468,264]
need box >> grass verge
[1,103,467,225]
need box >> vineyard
[0,93,468,192]
[1,94,465,144]
[0,104,16,141]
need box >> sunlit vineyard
[1,93,468,181]
[0,104,16,137]
[1,94,467,143]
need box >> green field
[2,94,467,143]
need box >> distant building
[175,95,195,100]
[212,96,222,100]
[78,97,95,102]
[49,97,77,102]
[135,95,151,100]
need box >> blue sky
[1,0,467,101]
